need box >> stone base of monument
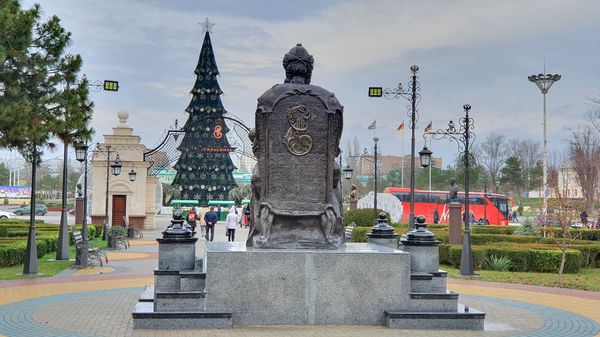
[133,219,484,330]
[205,242,411,325]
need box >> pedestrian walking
[580,210,589,229]
[225,207,239,242]
[187,207,198,233]
[433,208,440,224]
[242,205,250,227]
[204,206,218,241]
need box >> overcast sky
[15,0,600,167]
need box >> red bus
[384,187,512,226]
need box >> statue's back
[247,44,344,249]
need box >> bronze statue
[246,43,345,249]
[449,178,459,202]
[349,184,357,201]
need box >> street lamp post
[348,143,379,224]
[423,104,476,276]
[381,65,420,229]
[373,137,379,225]
[75,144,90,267]
[528,73,561,221]
[96,144,123,244]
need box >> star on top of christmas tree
[199,17,215,34]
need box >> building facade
[90,112,159,230]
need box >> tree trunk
[558,247,566,288]
[56,141,70,260]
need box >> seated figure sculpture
[246,43,345,249]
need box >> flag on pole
[396,121,405,132]
[425,121,432,132]
[368,120,376,130]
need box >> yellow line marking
[0,277,153,305]
[129,240,156,246]
[106,252,149,260]
[74,267,114,276]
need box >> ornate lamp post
[75,144,90,267]
[348,139,379,224]
[528,73,560,221]
[423,104,476,276]
[380,65,420,229]
[373,137,379,225]
[343,165,353,180]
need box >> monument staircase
[132,218,232,328]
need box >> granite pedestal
[205,242,411,325]
[448,202,462,244]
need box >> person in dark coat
[204,206,218,241]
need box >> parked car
[0,210,17,219]
[13,204,48,216]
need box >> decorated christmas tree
[172,19,237,204]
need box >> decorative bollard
[367,211,399,249]
[163,211,193,239]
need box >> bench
[72,229,108,267]
[108,227,131,250]
[345,222,356,241]
[127,226,144,239]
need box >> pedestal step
[410,270,447,293]
[180,270,206,291]
[408,291,458,312]
[154,269,181,292]
[133,302,232,329]
[195,257,204,271]
[139,285,154,302]
[385,304,485,330]
[155,291,207,312]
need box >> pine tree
[172,25,237,204]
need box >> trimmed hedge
[68,225,97,241]
[439,244,584,273]
[0,223,59,237]
[92,224,103,238]
[343,209,390,226]
[548,228,600,241]
[0,234,58,267]
[0,219,45,225]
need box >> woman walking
[225,207,239,242]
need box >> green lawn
[0,238,107,280]
[442,264,600,292]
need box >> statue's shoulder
[257,83,343,114]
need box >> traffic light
[368,87,382,97]
[103,80,119,92]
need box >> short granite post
[367,212,399,249]
[400,215,440,273]
[448,202,462,244]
